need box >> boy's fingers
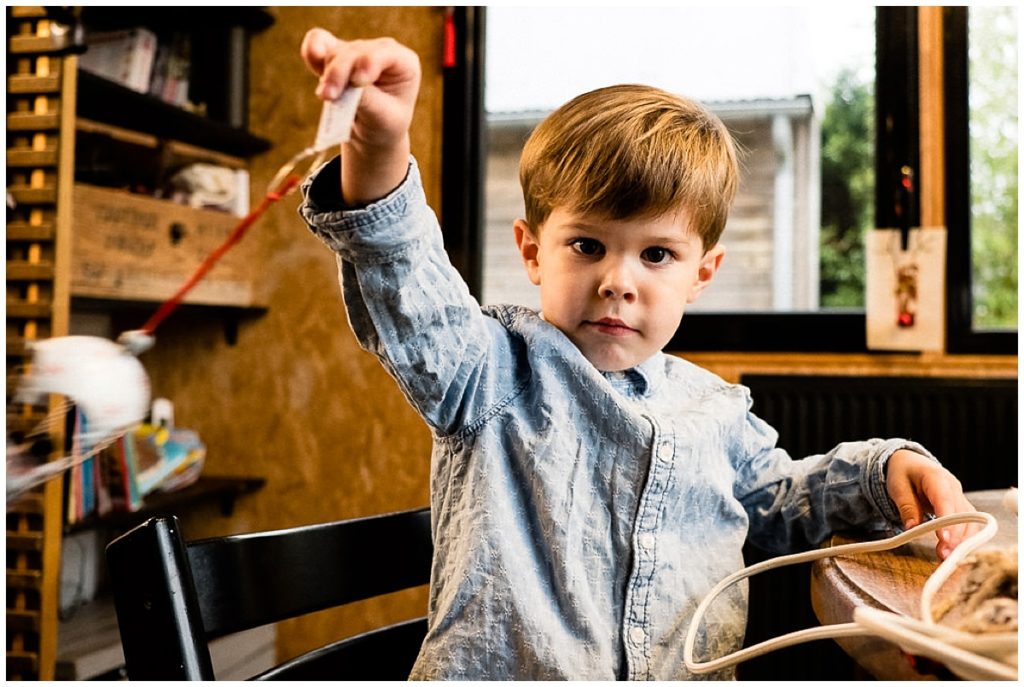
[931,488,976,556]
[897,502,922,530]
[302,33,421,106]
[316,39,396,99]
[301,28,337,76]
[888,477,922,529]
[347,38,422,90]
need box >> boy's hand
[885,449,977,560]
[300,29,421,205]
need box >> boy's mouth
[585,318,638,336]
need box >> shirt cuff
[299,155,426,263]
[865,439,938,527]
[300,154,416,213]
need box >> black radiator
[735,374,1018,680]
[744,374,1017,492]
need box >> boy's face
[515,207,725,372]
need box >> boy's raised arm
[300,28,421,205]
[298,31,513,436]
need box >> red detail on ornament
[898,311,915,327]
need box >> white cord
[683,511,1003,675]
[853,606,1018,681]
[919,512,999,626]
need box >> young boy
[297,29,976,680]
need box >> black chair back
[106,507,432,680]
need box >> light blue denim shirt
[300,157,928,680]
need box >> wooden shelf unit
[7,8,275,679]
[6,6,78,680]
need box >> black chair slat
[253,617,429,681]
[188,508,433,637]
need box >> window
[441,7,1017,353]
[944,6,1018,353]
[482,6,874,318]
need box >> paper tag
[866,227,947,352]
[313,86,364,151]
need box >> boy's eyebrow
[563,220,697,245]
[646,233,697,247]
[561,219,605,232]
[565,223,700,249]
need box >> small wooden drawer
[71,184,256,307]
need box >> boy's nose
[598,262,637,302]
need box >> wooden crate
[71,183,255,307]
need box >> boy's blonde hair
[519,84,738,250]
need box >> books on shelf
[79,27,158,94]
[65,417,207,527]
[80,27,196,110]
[148,32,192,108]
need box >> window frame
[440,7,486,298]
[942,6,1018,354]
[442,6,1015,354]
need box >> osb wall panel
[135,7,446,667]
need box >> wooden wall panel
[678,351,1016,385]
[132,7,445,667]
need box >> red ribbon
[139,174,301,335]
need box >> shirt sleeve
[729,386,937,554]
[298,156,523,436]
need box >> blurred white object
[168,163,238,211]
[1003,487,1018,516]
[17,335,151,444]
[151,397,174,428]
[117,329,155,355]
[232,168,250,216]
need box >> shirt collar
[600,352,665,398]
[534,310,665,398]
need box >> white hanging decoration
[17,335,151,444]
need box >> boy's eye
[641,247,673,264]
[572,238,604,256]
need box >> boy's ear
[514,219,542,286]
[687,244,725,303]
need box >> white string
[7,400,124,500]
[266,87,365,196]
[853,606,1017,681]
[683,512,1007,676]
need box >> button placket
[623,423,675,680]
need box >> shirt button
[639,533,655,550]
[629,627,647,645]
[657,441,673,462]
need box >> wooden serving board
[811,490,1017,679]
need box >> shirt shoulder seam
[449,374,531,441]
